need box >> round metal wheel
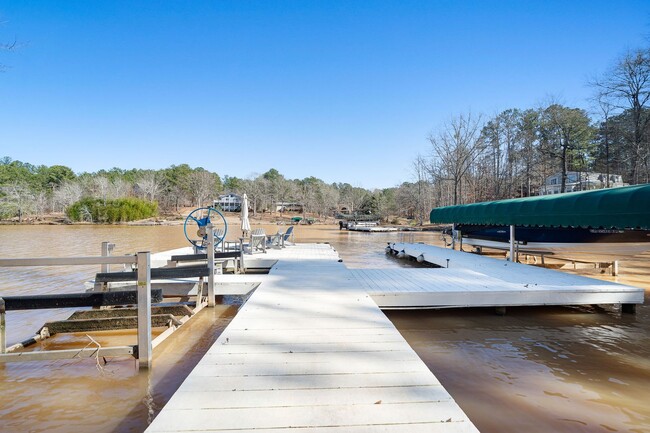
[183,207,228,251]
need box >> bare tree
[411,155,432,224]
[592,49,650,183]
[590,94,615,187]
[109,178,131,199]
[428,113,485,205]
[93,176,111,204]
[339,184,368,214]
[188,170,218,208]
[0,182,34,221]
[538,104,594,192]
[53,180,83,212]
[135,171,161,201]
[242,176,269,216]
[0,21,18,72]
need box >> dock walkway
[147,242,643,432]
[146,244,478,433]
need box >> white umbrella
[241,193,251,236]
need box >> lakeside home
[539,171,627,195]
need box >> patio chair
[240,228,267,254]
[267,225,294,248]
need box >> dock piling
[0,298,5,354]
[136,251,152,369]
[207,224,215,307]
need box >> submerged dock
[146,242,644,432]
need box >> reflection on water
[0,224,649,433]
[388,306,650,433]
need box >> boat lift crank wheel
[183,207,228,251]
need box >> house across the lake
[539,171,627,195]
[214,193,242,212]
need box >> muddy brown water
[0,223,648,433]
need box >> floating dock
[362,242,644,309]
[146,242,644,432]
[146,244,479,433]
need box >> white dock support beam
[206,224,215,307]
[509,225,515,262]
[0,298,5,354]
[136,251,152,369]
[100,241,115,274]
[451,223,456,250]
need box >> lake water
[0,223,648,433]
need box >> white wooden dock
[146,242,643,432]
[146,244,479,433]
[371,242,644,308]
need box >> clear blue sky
[1,1,649,189]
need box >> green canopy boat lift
[429,184,650,264]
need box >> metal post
[451,224,456,250]
[509,225,515,262]
[206,224,215,307]
[0,298,5,354]
[136,252,152,369]
[240,245,246,274]
[101,241,115,274]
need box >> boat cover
[429,183,650,229]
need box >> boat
[347,221,398,232]
[456,224,650,261]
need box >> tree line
[0,159,415,223]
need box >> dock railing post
[451,224,456,250]
[0,298,5,354]
[508,225,515,262]
[240,246,246,274]
[206,224,215,307]
[136,251,152,369]
[101,241,115,274]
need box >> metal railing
[0,251,153,369]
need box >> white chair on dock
[240,228,267,254]
[267,225,294,248]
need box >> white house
[275,202,303,212]
[539,172,627,195]
[214,193,242,212]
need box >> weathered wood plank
[148,402,472,431]
[0,346,134,363]
[68,305,193,320]
[42,314,179,335]
[163,385,451,409]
